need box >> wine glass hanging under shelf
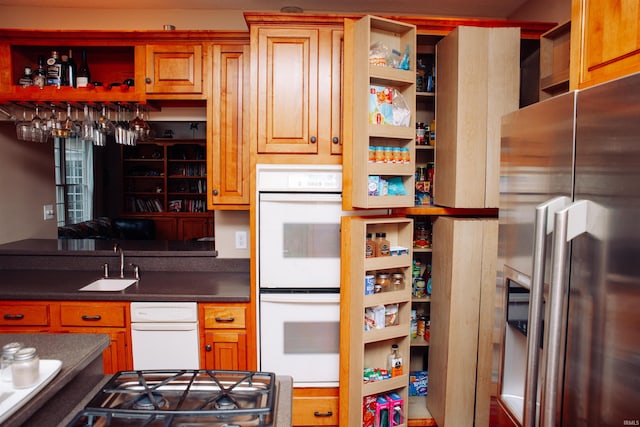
[7,102,154,146]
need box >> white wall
[0,122,58,244]
[213,210,250,259]
[509,0,571,23]
[0,7,248,30]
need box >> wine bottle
[46,50,61,87]
[60,54,69,86]
[66,49,77,88]
[33,55,46,89]
[76,49,91,88]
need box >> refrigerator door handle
[524,196,571,427]
[541,200,607,427]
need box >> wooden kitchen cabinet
[292,387,339,426]
[0,301,132,374]
[0,301,51,331]
[199,303,249,371]
[144,44,204,96]
[570,0,640,90]
[434,26,520,209]
[208,43,250,208]
[342,15,417,210]
[340,216,414,427]
[426,217,498,427]
[246,14,343,164]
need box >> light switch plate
[235,231,247,249]
[43,204,54,221]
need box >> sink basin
[78,278,138,292]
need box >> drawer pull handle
[314,411,333,417]
[215,317,235,323]
[81,315,102,321]
[4,314,24,320]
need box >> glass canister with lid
[11,347,40,388]
[1,341,23,382]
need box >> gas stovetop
[66,369,276,427]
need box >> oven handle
[131,322,199,332]
[259,192,342,203]
[260,293,340,304]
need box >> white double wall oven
[256,164,345,387]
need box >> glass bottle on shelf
[388,344,403,377]
[375,232,390,257]
[46,50,62,87]
[17,66,33,87]
[365,232,377,258]
[66,49,77,88]
[76,49,91,88]
[33,55,46,89]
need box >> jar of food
[11,347,39,389]
[391,273,405,291]
[416,122,426,145]
[375,272,391,293]
[1,342,23,382]
[414,278,426,298]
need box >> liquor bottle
[17,66,33,87]
[387,344,403,377]
[60,54,69,86]
[33,55,46,89]
[46,50,62,87]
[65,49,77,87]
[76,49,90,88]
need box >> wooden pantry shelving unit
[340,216,414,427]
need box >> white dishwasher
[130,302,200,370]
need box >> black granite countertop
[0,269,250,302]
[0,333,110,427]
[0,239,250,303]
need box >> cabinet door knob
[212,189,219,196]
[205,344,212,352]
[314,411,333,417]
[332,137,340,144]
[310,136,317,143]
[145,77,152,84]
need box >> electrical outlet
[43,204,54,221]
[235,231,248,249]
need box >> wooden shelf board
[400,206,499,216]
[408,396,436,426]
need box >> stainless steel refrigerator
[497,71,640,427]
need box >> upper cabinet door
[145,44,203,94]
[208,44,250,208]
[570,0,640,89]
[256,28,319,154]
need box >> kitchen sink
[78,278,138,292]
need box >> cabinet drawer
[0,303,50,326]
[293,395,339,426]
[60,303,126,328]
[202,306,246,329]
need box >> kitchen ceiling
[0,0,529,19]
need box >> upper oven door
[259,192,342,289]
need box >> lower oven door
[259,291,340,387]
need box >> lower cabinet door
[292,388,339,426]
[203,331,247,371]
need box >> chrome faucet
[113,242,125,278]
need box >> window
[55,136,94,226]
